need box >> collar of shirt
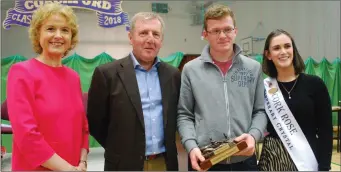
[130,52,161,71]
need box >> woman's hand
[77,161,87,172]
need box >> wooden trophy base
[199,140,248,170]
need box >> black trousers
[188,154,258,171]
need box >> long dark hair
[262,29,305,77]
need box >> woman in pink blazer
[7,3,89,171]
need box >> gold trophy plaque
[199,139,248,170]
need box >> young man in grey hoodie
[177,4,267,171]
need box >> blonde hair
[204,4,236,30]
[130,12,165,35]
[29,2,78,56]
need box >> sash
[264,77,318,171]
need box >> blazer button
[140,155,144,160]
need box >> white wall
[230,1,340,61]
[1,1,340,61]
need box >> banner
[3,0,130,30]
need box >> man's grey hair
[130,12,165,34]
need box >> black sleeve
[175,69,182,100]
[87,67,109,148]
[314,78,333,171]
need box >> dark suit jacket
[87,55,180,171]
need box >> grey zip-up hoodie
[177,44,267,163]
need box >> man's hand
[233,133,256,156]
[189,148,206,171]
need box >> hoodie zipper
[212,60,235,164]
[211,63,231,139]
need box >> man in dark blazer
[87,12,180,171]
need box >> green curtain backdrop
[158,52,184,68]
[1,53,340,152]
[62,53,115,92]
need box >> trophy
[199,137,248,170]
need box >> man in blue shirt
[87,12,181,171]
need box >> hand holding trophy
[198,137,248,171]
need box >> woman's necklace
[278,75,299,99]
